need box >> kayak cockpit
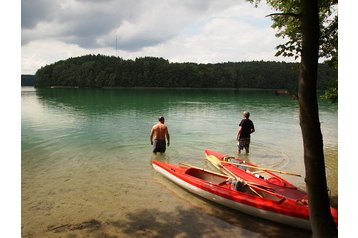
[184,167,286,203]
[185,168,228,184]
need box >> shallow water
[21,87,337,237]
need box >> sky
[20,0,295,75]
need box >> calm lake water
[21,87,337,237]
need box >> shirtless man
[150,116,170,153]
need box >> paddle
[180,162,264,198]
[222,167,263,198]
[214,162,264,198]
[221,160,302,177]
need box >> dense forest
[33,54,337,90]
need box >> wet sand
[22,156,313,238]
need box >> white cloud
[21,40,90,73]
[116,2,289,64]
[21,0,294,74]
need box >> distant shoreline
[22,85,290,92]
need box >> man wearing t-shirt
[237,111,255,154]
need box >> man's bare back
[150,116,170,153]
[151,123,168,140]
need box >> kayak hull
[152,160,317,230]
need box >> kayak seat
[232,181,246,192]
[222,156,235,162]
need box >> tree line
[33,54,336,90]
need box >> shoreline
[28,85,292,92]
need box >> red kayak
[152,160,338,230]
[205,149,308,202]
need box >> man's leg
[244,138,250,154]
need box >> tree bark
[299,0,337,237]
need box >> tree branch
[266,13,300,19]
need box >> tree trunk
[299,0,337,237]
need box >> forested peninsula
[33,54,337,90]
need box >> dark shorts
[238,138,250,150]
[153,139,166,153]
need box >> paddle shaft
[181,161,267,198]
[221,160,301,177]
[221,166,264,198]
[180,161,273,188]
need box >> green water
[21,87,337,237]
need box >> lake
[21,87,337,237]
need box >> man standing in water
[150,116,170,153]
[237,111,255,154]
